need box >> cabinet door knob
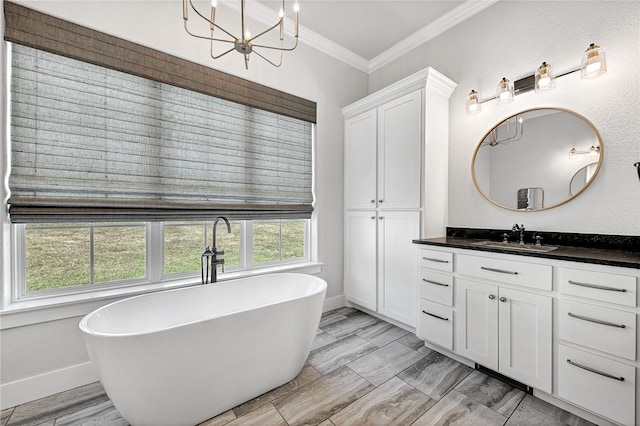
[378,199,383,203]
[499,297,507,302]
[488,294,495,300]
[371,200,375,204]
[379,216,384,220]
[370,216,375,220]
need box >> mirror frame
[471,107,604,212]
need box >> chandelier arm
[252,49,283,68]
[211,46,236,60]
[184,21,236,43]
[252,36,298,52]
[187,0,238,41]
[247,19,282,43]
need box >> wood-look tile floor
[1,308,596,426]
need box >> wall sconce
[496,78,514,104]
[569,145,600,159]
[466,43,607,115]
[535,62,555,92]
[466,89,481,115]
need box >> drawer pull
[423,257,449,264]
[568,280,627,292]
[422,278,449,287]
[568,312,626,329]
[481,266,518,275]
[422,310,449,321]
[566,359,625,382]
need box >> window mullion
[89,224,95,285]
[147,222,163,282]
[245,220,254,269]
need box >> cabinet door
[498,287,552,393]
[344,211,377,310]
[377,90,422,210]
[377,211,420,327]
[456,279,498,370]
[344,109,377,209]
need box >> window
[15,219,309,298]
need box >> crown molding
[235,1,370,73]
[341,66,457,118]
[236,0,497,74]
[368,0,499,73]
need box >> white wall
[371,1,640,235]
[0,0,368,407]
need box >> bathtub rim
[78,272,327,338]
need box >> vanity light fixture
[182,0,300,70]
[466,43,607,115]
[569,145,600,159]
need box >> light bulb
[279,8,284,18]
[293,2,300,12]
[581,43,607,79]
[245,30,251,39]
[211,0,217,7]
[496,77,514,104]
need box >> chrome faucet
[201,216,231,284]
[512,223,525,245]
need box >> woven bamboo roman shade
[4,2,316,223]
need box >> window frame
[10,218,312,304]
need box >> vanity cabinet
[457,279,552,392]
[343,68,456,328]
[556,264,638,426]
[417,249,454,349]
[414,241,640,426]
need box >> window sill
[0,261,323,330]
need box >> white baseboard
[323,295,345,312]
[1,362,98,410]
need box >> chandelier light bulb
[293,2,300,12]
[211,0,217,7]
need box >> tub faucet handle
[501,233,509,243]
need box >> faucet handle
[501,233,509,243]
[535,235,543,246]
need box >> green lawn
[26,221,305,293]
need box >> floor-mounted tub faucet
[201,216,232,284]
[512,223,525,245]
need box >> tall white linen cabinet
[342,68,456,328]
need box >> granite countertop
[413,235,640,270]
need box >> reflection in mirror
[570,163,598,195]
[517,187,543,210]
[472,108,603,211]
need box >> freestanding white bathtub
[79,273,327,426]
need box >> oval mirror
[471,107,603,211]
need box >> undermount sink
[471,240,559,253]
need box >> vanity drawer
[559,299,636,360]
[559,267,637,307]
[419,270,453,306]
[418,300,453,350]
[558,344,635,426]
[419,249,453,272]
[457,254,552,291]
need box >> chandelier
[182,0,300,70]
